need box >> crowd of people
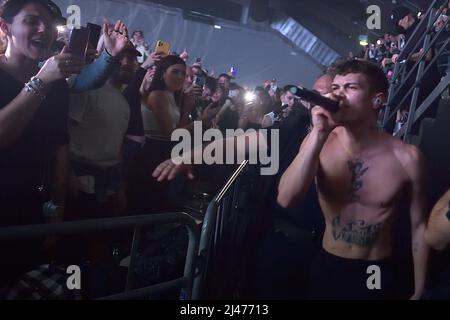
[343,3,450,135]
[0,0,449,300]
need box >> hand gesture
[103,20,129,57]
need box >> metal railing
[0,212,199,300]
[382,0,450,141]
[0,160,257,300]
[192,160,250,300]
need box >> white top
[131,40,150,64]
[142,90,181,138]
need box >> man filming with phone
[66,35,141,220]
[68,20,135,94]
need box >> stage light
[245,91,256,104]
[56,25,66,33]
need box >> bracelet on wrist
[24,77,47,100]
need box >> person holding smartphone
[69,20,133,93]
[0,0,85,288]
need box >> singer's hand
[311,95,340,136]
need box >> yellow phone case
[155,40,171,55]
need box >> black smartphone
[87,23,102,48]
[68,27,90,58]
[194,75,206,88]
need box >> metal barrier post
[192,160,249,299]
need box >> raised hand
[141,51,163,70]
[140,68,156,100]
[180,48,189,62]
[103,20,129,57]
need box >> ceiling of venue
[144,0,441,56]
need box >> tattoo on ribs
[332,217,382,247]
[347,159,369,199]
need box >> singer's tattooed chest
[332,217,382,247]
[347,159,369,200]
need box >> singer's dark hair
[331,59,389,96]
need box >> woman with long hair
[0,0,86,289]
[143,54,200,138]
[129,55,200,213]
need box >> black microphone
[289,86,340,113]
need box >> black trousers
[245,228,320,300]
[307,249,396,300]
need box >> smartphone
[86,23,102,48]
[194,75,206,88]
[68,27,90,58]
[229,89,238,98]
[155,40,171,55]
